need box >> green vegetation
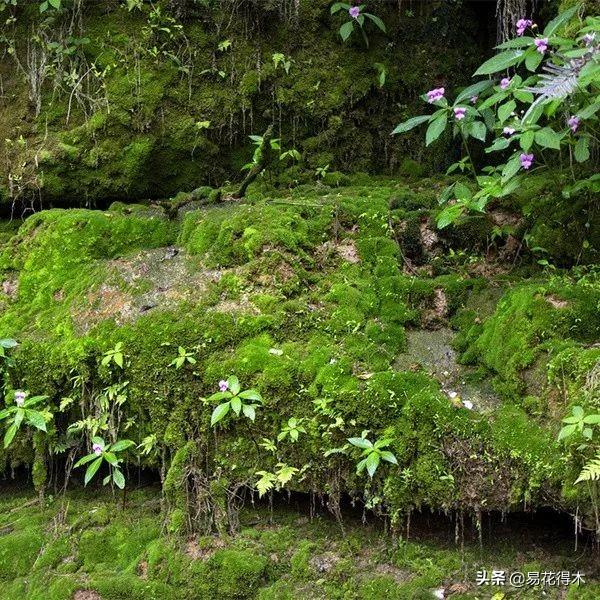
[0,488,596,600]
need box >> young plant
[277,417,306,443]
[255,463,300,497]
[74,436,135,489]
[0,391,51,448]
[331,3,386,48]
[101,342,125,369]
[208,376,263,426]
[558,405,600,441]
[348,430,398,478]
[169,346,197,369]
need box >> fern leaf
[575,454,600,484]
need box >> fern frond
[575,454,600,484]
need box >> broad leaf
[473,50,524,76]
[365,452,380,478]
[211,402,230,426]
[391,115,430,135]
[3,423,17,448]
[84,457,103,486]
[339,21,354,41]
[112,468,126,489]
[574,136,590,163]
[543,3,581,36]
[534,127,562,150]
[455,80,494,104]
[242,404,256,421]
[348,437,373,449]
[110,439,136,452]
[425,113,447,146]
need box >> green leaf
[110,439,135,452]
[74,453,98,468]
[391,115,430,135]
[525,49,543,72]
[425,113,447,146]
[543,3,581,36]
[469,121,487,142]
[583,414,600,424]
[364,13,386,33]
[4,423,17,448]
[473,50,524,76]
[558,424,577,441]
[380,450,398,465]
[330,3,351,15]
[497,100,516,124]
[84,457,103,486]
[486,137,510,153]
[238,389,262,402]
[577,101,600,119]
[49,0,61,7]
[502,153,522,183]
[242,404,256,421]
[0,339,17,349]
[231,396,242,416]
[112,468,126,489]
[454,182,473,201]
[228,376,240,395]
[339,21,354,42]
[348,437,373,449]
[478,92,508,111]
[534,127,562,150]
[103,452,119,466]
[211,402,230,426]
[495,36,535,49]
[574,136,590,163]
[455,80,494,104]
[513,90,534,104]
[436,204,465,229]
[25,410,47,432]
[519,130,535,151]
[114,353,124,368]
[365,452,380,478]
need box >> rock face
[0,1,485,207]
[1,177,598,530]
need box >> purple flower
[93,443,103,456]
[426,87,445,103]
[567,115,580,133]
[14,390,26,407]
[453,106,467,121]
[583,33,596,46]
[534,37,548,54]
[219,380,229,392]
[503,126,515,136]
[470,95,478,104]
[516,19,533,36]
[349,6,360,19]
[520,153,534,170]
[500,77,511,90]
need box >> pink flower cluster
[516,19,533,36]
[426,87,445,103]
[93,443,103,456]
[500,77,511,90]
[219,380,229,392]
[349,6,360,19]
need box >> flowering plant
[0,391,51,448]
[208,375,263,426]
[393,4,599,229]
[74,436,136,488]
[330,2,386,47]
